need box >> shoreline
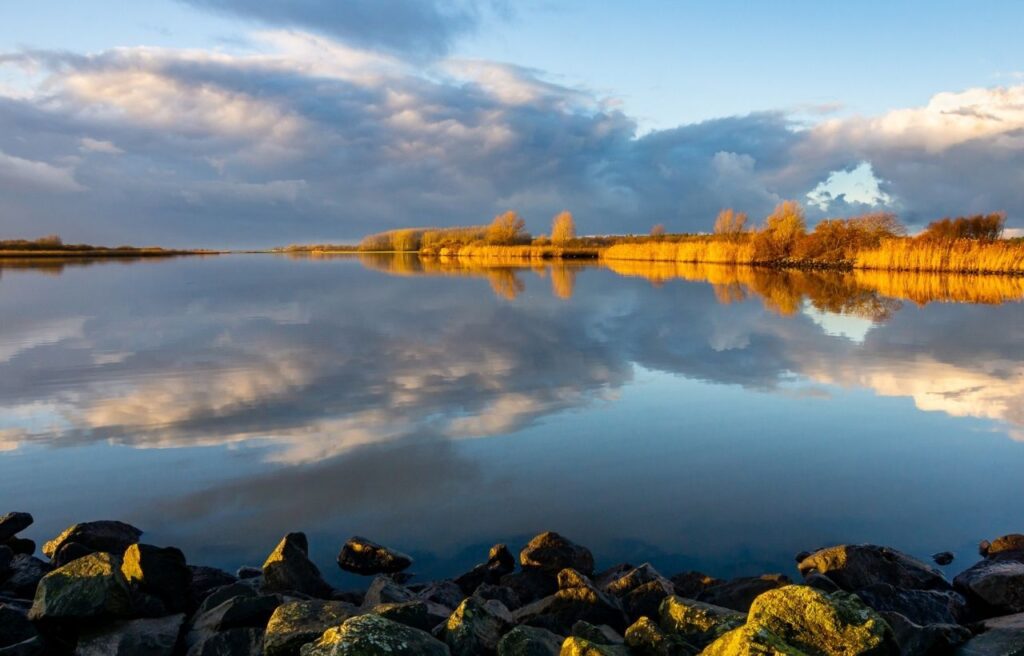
[3,513,1024,654]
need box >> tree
[650,224,666,238]
[921,213,1006,241]
[713,209,748,241]
[752,200,806,261]
[551,211,576,244]
[485,211,529,245]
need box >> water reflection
[1,255,1023,579]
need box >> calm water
[1,254,1023,587]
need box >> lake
[1,254,1023,587]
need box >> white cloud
[79,137,124,154]
[0,149,85,192]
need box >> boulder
[698,574,791,612]
[0,514,32,544]
[42,521,142,560]
[455,544,517,594]
[520,533,593,577]
[603,564,669,597]
[0,604,37,648]
[74,613,185,656]
[361,575,416,608]
[121,543,191,613]
[933,552,955,566]
[3,540,34,557]
[570,622,622,645]
[981,534,1024,561]
[300,613,449,655]
[623,616,693,656]
[500,569,558,606]
[474,584,522,611]
[237,567,262,580]
[954,559,1024,614]
[657,596,743,647]
[0,556,50,599]
[186,627,263,656]
[188,594,280,639]
[28,552,133,621]
[876,611,969,656]
[514,569,627,635]
[371,600,445,632]
[704,584,897,656]
[0,546,11,579]
[955,611,1024,656]
[797,544,950,591]
[592,566,634,592]
[262,533,333,598]
[496,625,562,656]
[264,600,356,656]
[442,596,515,655]
[601,565,673,622]
[53,543,94,568]
[417,580,465,609]
[0,637,46,656]
[557,637,628,655]
[667,571,720,599]
[855,582,967,626]
[193,582,257,618]
[187,565,237,609]
[336,537,413,576]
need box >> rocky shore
[2,513,1024,655]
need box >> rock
[237,567,261,580]
[496,625,562,656]
[877,611,969,656]
[956,611,1024,655]
[418,580,465,609]
[803,571,841,594]
[0,637,46,656]
[264,600,356,656]
[74,613,185,656]
[0,514,32,544]
[657,596,743,647]
[263,533,333,598]
[187,565,237,609]
[855,582,967,625]
[193,582,257,618]
[603,564,668,597]
[299,613,449,656]
[336,537,413,576]
[186,627,263,656]
[934,552,955,566]
[514,569,627,635]
[42,521,142,560]
[3,540,34,557]
[667,571,720,599]
[620,580,673,623]
[371,600,444,632]
[797,544,951,591]
[520,533,594,577]
[557,637,629,655]
[954,559,1024,614]
[0,547,11,578]
[623,616,693,656]
[442,596,514,655]
[121,543,191,613]
[697,574,791,612]
[0,604,37,648]
[455,545,517,594]
[361,575,416,608]
[704,584,897,656]
[981,534,1024,561]
[570,622,622,645]
[0,556,50,599]
[53,543,94,568]
[474,584,522,611]
[188,594,280,639]
[28,552,133,621]
[500,569,558,606]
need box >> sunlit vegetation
[551,211,576,244]
[0,235,209,257]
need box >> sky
[2,0,1024,247]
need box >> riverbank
[3,512,1024,654]
[0,249,221,259]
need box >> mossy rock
[558,637,628,656]
[28,552,133,621]
[657,596,744,645]
[701,624,810,655]
[623,616,694,655]
[497,625,562,656]
[264,600,356,656]
[299,613,449,656]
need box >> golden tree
[551,211,576,244]
[713,209,749,241]
[485,211,529,245]
[752,200,806,260]
[650,224,666,238]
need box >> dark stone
[28,552,133,622]
[236,567,261,580]
[797,544,951,591]
[42,521,142,560]
[0,605,37,648]
[668,571,721,599]
[954,558,1024,615]
[956,611,1024,656]
[0,636,46,656]
[186,627,263,656]
[803,571,841,594]
[52,542,93,567]
[3,540,33,557]
[500,569,557,606]
[0,556,50,599]
[362,575,416,608]
[187,594,281,649]
[572,621,623,645]
[337,536,413,576]
[371,600,441,632]
[301,614,448,656]
[262,532,333,598]
[474,583,523,611]
[877,611,969,656]
[263,600,356,656]
[855,582,967,626]
[75,613,185,656]
[514,568,627,635]
[933,551,955,566]
[603,564,668,597]
[0,547,10,578]
[496,625,562,656]
[442,596,515,656]
[795,551,812,563]
[121,543,191,613]
[593,564,635,591]
[187,565,237,610]
[697,574,792,612]
[519,532,594,576]
[0,514,32,544]
[417,580,465,609]
[621,580,674,623]
[455,544,517,594]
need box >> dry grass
[854,238,1024,274]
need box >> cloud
[79,137,123,155]
[177,0,505,56]
[0,148,85,192]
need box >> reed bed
[854,239,1024,274]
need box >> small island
[0,235,219,259]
